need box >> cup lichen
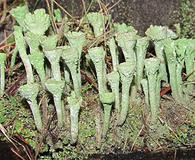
[144,58,161,123]
[13,26,34,84]
[24,9,50,35]
[67,91,82,144]
[106,71,120,119]
[135,37,149,91]
[0,53,6,96]
[29,51,46,83]
[62,46,81,97]
[19,83,42,131]
[45,79,65,128]
[86,12,109,38]
[100,92,115,137]
[88,47,107,94]
[107,37,119,71]
[117,61,136,126]
[44,48,62,81]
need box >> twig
[53,0,74,19]
[0,33,13,46]
[107,0,122,11]
[11,136,33,160]
[0,0,7,24]
[11,148,27,160]
[0,43,15,50]
[80,70,98,91]
[130,124,145,151]
[45,0,57,33]
[0,123,18,149]
[76,0,94,31]
[56,17,67,45]
[81,0,87,16]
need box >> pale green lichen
[41,35,58,51]
[13,26,34,84]
[10,47,18,70]
[106,71,120,118]
[24,9,50,35]
[117,61,136,126]
[113,23,138,34]
[107,37,119,71]
[184,39,195,91]
[145,25,177,40]
[88,47,107,94]
[153,40,168,82]
[25,32,42,52]
[44,48,62,81]
[67,91,82,144]
[65,31,86,55]
[145,25,178,83]
[0,53,6,96]
[86,12,109,37]
[135,37,149,91]
[141,79,149,106]
[54,9,62,22]
[45,79,65,128]
[145,58,160,123]
[62,46,81,97]
[65,31,86,86]
[100,92,115,137]
[163,39,180,102]
[19,83,42,131]
[29,51,46,83]
[10,5,29,30]
[115,32,137,63]
[175,38,188,100]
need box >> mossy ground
[1,87,195,159]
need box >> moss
[0,96,37,148]
[180,0,195,38]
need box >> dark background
[28,0,181,35]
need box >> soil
[91,149,195,160]
[0,141,195,160]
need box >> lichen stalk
[28,99,43,131]
[145,58,160,123]
[65,31,86,88]
[14,26,34,84]
[107,71,120,117]
[185,39,195,91]
[0,53,6,96]
[163,39,180,102]
[100,92,115,137]
[53,95,64,128]
[44,48,62,81]
[19,83,42,131]
[45,79,65,128]
[107,37,119,71]
[117,61,135,126]
[62,46,81,97]
[29,51,46,83]
[102,104,112,137]
[154,40,168,83]
[88,47,107,94]
[135,37,149,91]
[141,79,149,106]
[67,92,82,144]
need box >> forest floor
[0,0,195,160]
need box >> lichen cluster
[1,5,194,155]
